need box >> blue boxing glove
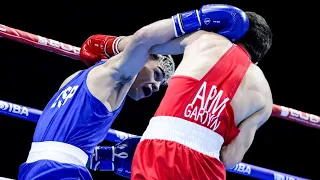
[88,136,141,179]
[172,4,249,42]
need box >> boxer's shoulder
[173,34,233,80]
[188,31,232,51]
[59,70,83,89]
[245,64,269,89]
[232,64,272,125]
[248,64,273,107]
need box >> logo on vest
[184,81,229,131]
[51,85,79,108]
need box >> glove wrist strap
[104,36,125,58]
[113,36,125,55]
[95,146,114,161]
[172,10,201,37]
[96,161,114,171]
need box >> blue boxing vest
[33,61,125,155]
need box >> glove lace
[114,152,128,159]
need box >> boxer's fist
[88,136,141,179]
[88,146,113,172]
[199,4,249,41]
[172,4,249,42]
[113,136,141,178]
[79,35,123,67]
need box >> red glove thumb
[79,34,117,67]
[79,40,106,67]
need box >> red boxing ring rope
[0,24,80,60]
[272,104,320,129]
[1,24,319,129]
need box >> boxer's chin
[128,89,141,101]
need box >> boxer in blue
[18,4,249,180]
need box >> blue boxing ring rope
[0,99,308,180]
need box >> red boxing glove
[79,34,123,67]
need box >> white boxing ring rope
[1,24,319,180]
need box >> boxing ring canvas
[0,1,319,179]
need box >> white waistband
[141,116,224,160]
[26,141,88,166]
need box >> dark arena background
[0,0,318,179]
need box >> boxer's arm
[116,32,200,56]
[118,31,224,55]
[117,35,132,53]
[220,103,272,169]
[108,19,176,80]
[85,19,175,109]
[150,31,205,55]
[150,30,229,55]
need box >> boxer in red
[131,6,273,180]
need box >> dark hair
[237,11,273,63]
